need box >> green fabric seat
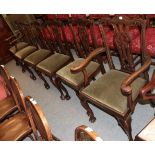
[9,42,29,54]
[15,46,37,59]
[56,58,100,88]
[81,69,146,115]
[36,53,71,76]
[24,49,51,65]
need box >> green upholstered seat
[0,97,17,121]
[15,46,37,59]
[9,42,28,54]
[24,49,51,65]
[81,69,146,115]
[36,53,71,76]
[56,58,100,88]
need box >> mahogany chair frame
[20,22,56,83]
[31,19,74,95]
[70,16,152,140]
[54,18,106,100]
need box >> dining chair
[55,18,105,100]
[70,16,151,140]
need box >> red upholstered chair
[47,14,56,20]
[56,14,69,20]
[71,14,86,19]
[145,14,155,27]
[89,14,108,19]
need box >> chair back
[9,76,27,113]
[25,96,53,141]
[0,65,11,96]
[69,18,96,58]
[75,125,103,141]
[98,16,148,75]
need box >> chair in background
[55,18,105,100]
[33,19,73,96]
[26,96,103,141]
[0,65,18,122]
[75,125,103,141]
[71,16,151,140]
[0,77,33,140]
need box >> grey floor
[5,56,155,141]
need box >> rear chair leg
[23,64,36,80]
[79,95,96,123]
[51,77,66,100]
[117,116,133,141]
[36,70,50,89]
[55,77,71,100]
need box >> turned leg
[79,95,96,123]
[51,77,66,100]
[35,70,50,89]
[117,116,133,141]
[23,64,36,80]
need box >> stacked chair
[0,65,102,141]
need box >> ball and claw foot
[16,62,19,66]
[44,83,50,89]
[30,75,36,80]
[87,111,91,116]
[89,116,96,123]
[22,68,26,73]
[60,95,66,100]
[65,95,71,100]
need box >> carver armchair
[70,16,152,140]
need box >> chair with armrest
[70,16,151,140]
[0,65,18,122]
[55,18,105,100]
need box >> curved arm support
[121,57,152,95]
[70,47,106,74]
[140,69,155,100]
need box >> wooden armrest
[70,47,106,73]
[140,69,155,100]
[75,125,103,141]
[121,57,152,95]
